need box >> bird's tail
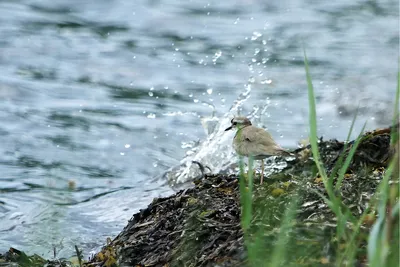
[277,148,295,157]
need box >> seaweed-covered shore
[1,125,398,267]
[86,125,398,267]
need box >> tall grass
[304,50,368,265]
[239,154,254,233]
[238,52,399,266]
[304,50,399,266]
[238,153,299,267]
[367,66,399,267]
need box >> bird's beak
[225,125,232,131]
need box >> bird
[225,116,291,184]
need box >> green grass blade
[368,66,400,266]
[303,49,337,204]
[248,156,254,202]
[239,155,252,232]
[303,49,368,257]
[269,194,299,267]
[335,122,367,191]
[237,126,253,232]
[368,68,398,265]
[339,208,371,265]
[346,106,359,142]
[303,50,327,182]
[368,160,395,266]
[391,68,400,145]
[329,108,359,181]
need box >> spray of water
[156,82,292,186]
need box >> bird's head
[224,116,252,131]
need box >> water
[0,0,398,259]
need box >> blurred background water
[0,0,398,259]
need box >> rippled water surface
[0,0,398,258]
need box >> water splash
[159,82,293,185]
[157,84,254,184]
[159,79,295,185]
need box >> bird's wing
[243,126,286,151]
[235,126,289,157]
[239,126,291,157]
[241,126,275,144]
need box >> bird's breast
[233,137,251,157]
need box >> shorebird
[225,116,290,184]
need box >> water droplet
[120,152,125,156]
[125,144,131,148]
[212,51,222,63]
[147,113,156,119]
[206,88,213,95]
[261,79,272,84]
[251,31,262,41]
[148,92,153,97]
[189,93,193,97]
[153,162,158,167]
[193,99,199,103]
[181,142,194,149]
